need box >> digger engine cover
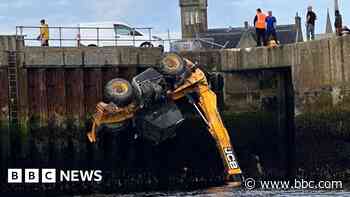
[136,102,184,145]
[132,68,167,108]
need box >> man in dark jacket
[335,10,343,36]
[266,11,278,44]
[306,6,317,40]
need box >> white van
[78,21,164,48]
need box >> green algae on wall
[0,121,9,163]
[295,96,350,181]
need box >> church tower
[179,0,208,39]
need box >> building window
[184,11,190,25]
[195,11,200,24]
[190,11,195,25]
[185,10,201,25]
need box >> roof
[198,24,299,49]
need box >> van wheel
[140,42,154,48]
[105,78,134,106]
[158,45,164,53]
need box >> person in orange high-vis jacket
[254,8,267,46]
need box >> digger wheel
[105,78,133,106]
[160,53,185,76]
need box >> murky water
[83,185,350,197]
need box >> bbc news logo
[8,169,102,183]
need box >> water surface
[83,185,350,197]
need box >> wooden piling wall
[0,37,162,171]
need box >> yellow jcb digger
[87,53,243,186]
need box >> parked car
[78,21,164,48]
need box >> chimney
[244,21,249,29]
[295,12,303,42]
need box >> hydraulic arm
[169,66,242,181]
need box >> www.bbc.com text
[244,178,343,190]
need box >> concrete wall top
[0,36,25,68]
[183,35,350,92]
[0,35,162,68]
[218,36,349,72]
[24,46,162,67]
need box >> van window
[114,24,143,36]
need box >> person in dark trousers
[254,8,267,46]
[335,10,343,36]
[306,6,317,41]
[266,11,278,44]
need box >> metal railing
[15,26,227,52]
[16,26,165,48]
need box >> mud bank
[295,110,350,182]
